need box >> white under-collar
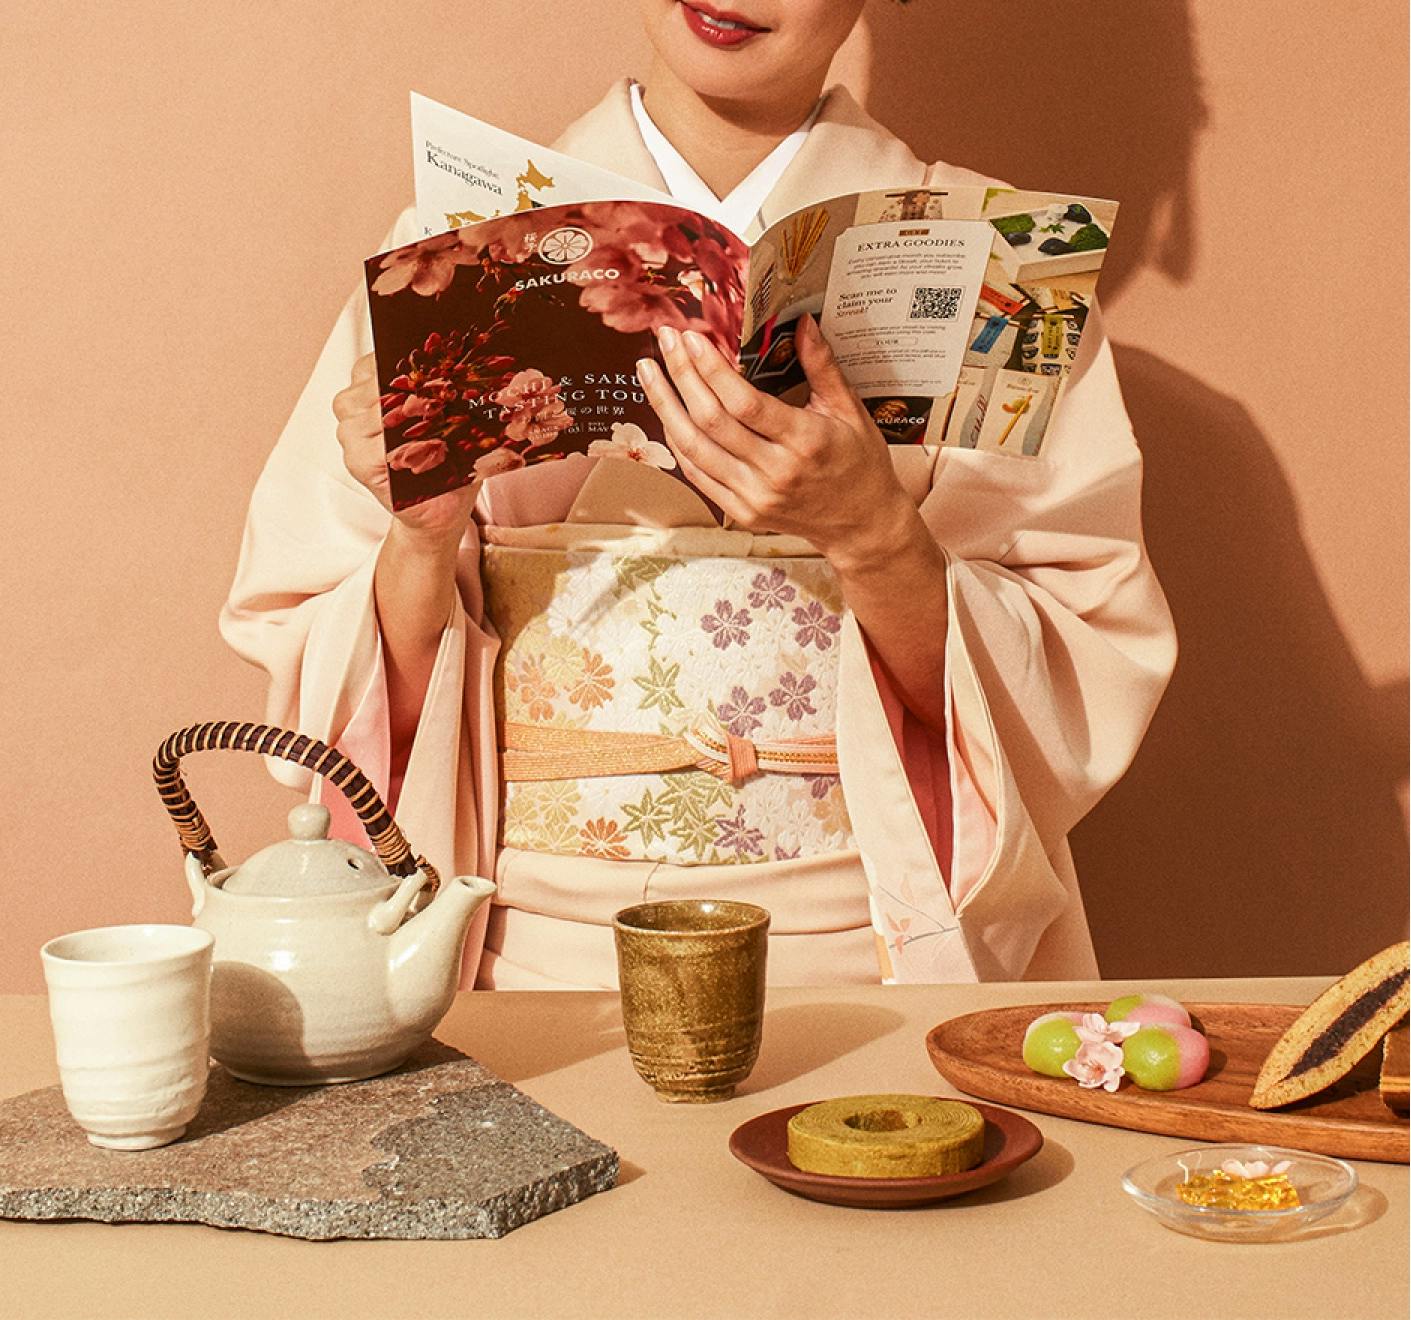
[628,80,819,237]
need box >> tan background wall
[2,2,1405,992]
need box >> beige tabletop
[1,978,1406,1320]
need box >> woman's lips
[678,2,768,49]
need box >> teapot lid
[219,803,393,896]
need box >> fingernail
[684,330,706,358]
[798,313,815,340]
[657,326,678,352]
[636,358,659,385]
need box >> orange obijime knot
[725,733,758,784]
[498,714,838,785]
[681,714,837,785]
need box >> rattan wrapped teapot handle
[153,721,437,887]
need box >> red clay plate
[728,1100,1043,1208]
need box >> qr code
[908,286,964,320]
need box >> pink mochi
[1121,1002,1192,1030]
[1122,1024,1211,1091]
[1166,1025,1211,1089]
[1105,992,1193,1029]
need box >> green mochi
[1022,1015,1081,1078]
[1122,1027,1180,1090]
[1105,994,1144,1023]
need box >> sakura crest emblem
[537,226,594,264]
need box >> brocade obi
[480,531,857,867]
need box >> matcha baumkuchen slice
[1380,1019,1409,1115]
[1249,941,1410,1110]
[787,1095,985,1178]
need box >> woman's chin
[652,44,803,107]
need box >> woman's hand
[637,314,951,732]
[331,353,476,542]
[635,315,913,571]
[333,353,474,770]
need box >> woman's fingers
[663,437,753,525]
[635,356,758,494]
[654,327,779,470]
[336,427,393,510]
[332,382,381,430]
[333,353,386,442]
[330,355,392,506]
[678,329,805,446]
[794,313,863,420]
[335,402,384,439]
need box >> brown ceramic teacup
[612,899,770,1103]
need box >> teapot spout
[385,875,497,1036]
[184,853,209,918]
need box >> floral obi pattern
[481,545,855,866]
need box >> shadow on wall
[863,1,1409,976]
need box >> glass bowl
[1121,1143,1358,1242]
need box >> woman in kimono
[221,0,1176,988]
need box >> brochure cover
[367,98,1117,512]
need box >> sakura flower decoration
[748,567,796,611]
[1075,1012,1141,1046]
[1061,1041,1125,1091]
[805,773,839,799]
[700,599,752,650]
[586,422,677,470]
[473,448,526,478]
[385,438,448,475]
[562,202,746,345]
[792,600,842,650]
[1221,1159,1292,1179]
[769,672,818,721]
[570,201,697,267]
[380,389,439,432]
[481,223,540,265]
[370,232,470,298]
[576,257,697,336]
[492,368,574,448]
[716,685,766,737]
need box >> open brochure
[366,93,1117,512]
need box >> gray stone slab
[0,1041,618,1239]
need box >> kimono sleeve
[927,302,1176,975]
[218,207,500,892]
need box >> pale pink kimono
[221,80,1176,987]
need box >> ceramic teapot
[154,722,495,1085]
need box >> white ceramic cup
[40,924,214,1150]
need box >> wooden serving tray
[926,1002,1409,1164]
